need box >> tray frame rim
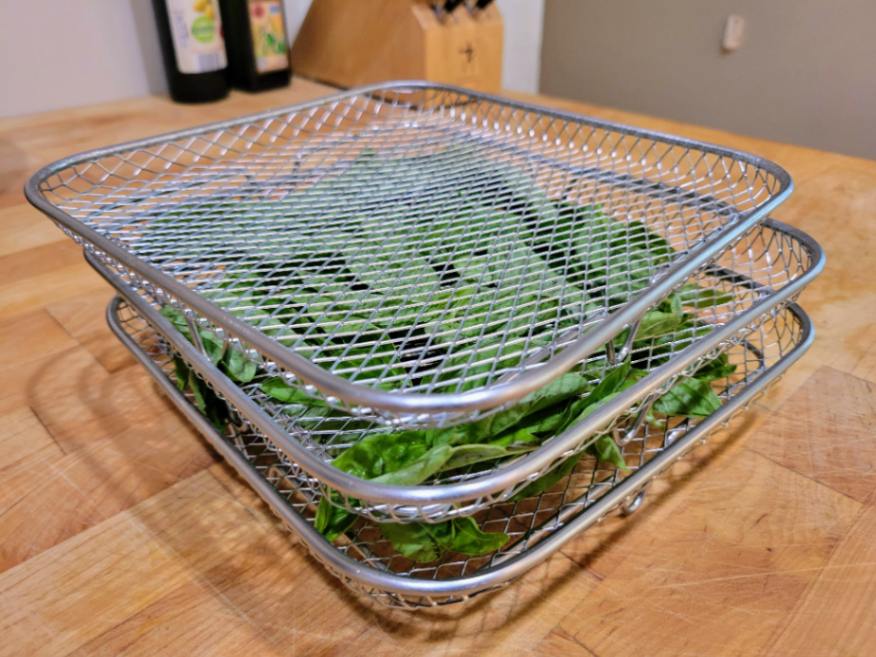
[87,216,823,512]
[106,295,813,605]
[26,79,795,420]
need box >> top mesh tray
[26,81,792,426]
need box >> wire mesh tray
[28,81,793,427]
[90,218,822,523]
[109,296,812,608]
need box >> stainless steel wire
[109,296,812,608]
[89,218,822,522]
[28,82,792,424]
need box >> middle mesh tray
[90,218,823,523]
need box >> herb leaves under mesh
[154,148,736,563]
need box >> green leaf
[330,427,459,481]
[513,452,582,500]
[184,369,229,431]
[260,376,324,405]
[586,359,633,401]
[462,372,591,441]
[589,435,627,470]
[379,517,509,563]
[171,356,189,392]
[520,399,586,436]
[653,377,722,417]
[519,364,634,436]
[371,444,454,485]
[510,363,639,500]
[693,354,737,382]
[160,305,225,364]
[222,346,258,383]
[432,517,509,556]
[315,496,357,541]
[323,372,591,494]
[160,305,190,338]
[188,369,207,413]
[512,432,628,501]
[556,201,673,302]
[621,219,674,262]
[440,437,538,472]
[634,308,687,341]
[378,523,439,562]
[315,441,457,541]
[675,284,734,309]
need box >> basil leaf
[379,517,509,563]
[222,346,258,383]
[159,305,225,364]
[440,438,538,472]
[260,376,325,405]
[654,377,722,417]
[378,523,439,562]
[462,372,591,441]
[171,356,190,392]
[513,452,582,500]
[431,517,508,556]
[330,427,459,480]
[675,283,734,309]
[693,354,737,382]
[315,496,357,541]
[590,434,627,470]
[371,444,454,486]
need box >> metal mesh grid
[31,82,791,423]
[111,296,808,608]
[249,221,811,442]
[93,218,820,522]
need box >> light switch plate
[722,14,745,52]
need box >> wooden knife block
[290,0,503,92]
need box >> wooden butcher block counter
[0,78,874,657]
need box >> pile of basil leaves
[154,148,735,564]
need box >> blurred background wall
[541,0,876,159]
[0,0,544,118]
[2,0,873,159]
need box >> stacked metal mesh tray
[108,291,814,608]
[26,82,823,607]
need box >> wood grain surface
[0,78,874,657]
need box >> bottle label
[248,0,289,73]
[166,0,227,74]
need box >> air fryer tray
[27,81,792,427]
[90,218,822,523]
[109,296,812,608]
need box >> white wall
[541,0,876,159]
[0,0,166,117]
[0,0,543,118]
[282,0,312,53]
[496,0,544,93]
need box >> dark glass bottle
[219,0,292,92]
[152,0,229,103]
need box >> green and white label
[166,0,227,74]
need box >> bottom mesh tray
[108,296,812,608]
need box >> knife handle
[444,0,464,14]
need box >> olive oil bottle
[219,0,292,91]
[152,0,229,103]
